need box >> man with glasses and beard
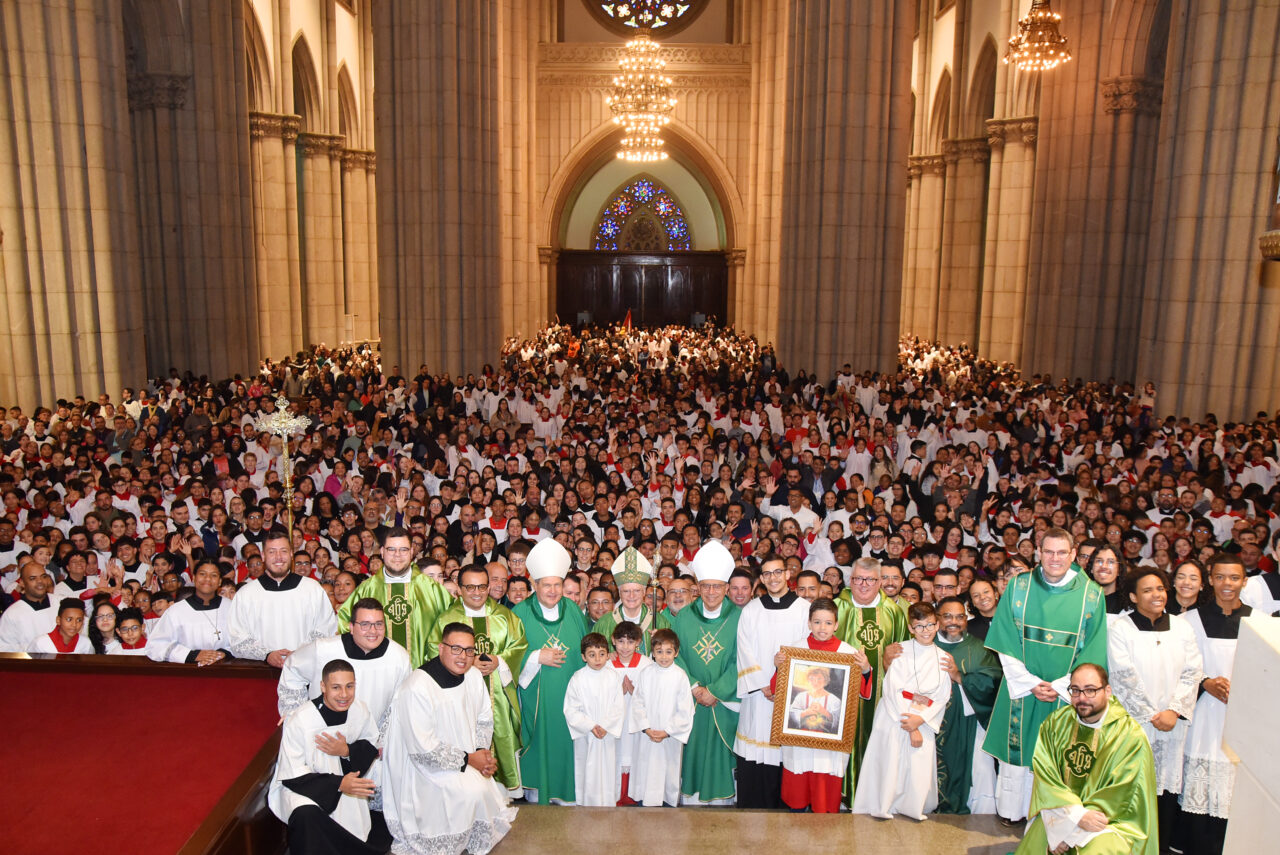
[933,597,1001,815]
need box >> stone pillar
[938,138,990,346]
[538,246,558,324]
[1262,131,1280,260]
[978,117,1037,365]
[0,0,144,408]
[297,132,346,347]
[903,154,947,340]
[374,0,500,377]
[341,149,378,342]
[249,113,305,355]
[1137,0,1280,417]
[777,0,913,378]
[725,249,747,328]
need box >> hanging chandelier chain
[1004,0,1072,73]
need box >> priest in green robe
[427,564,528,795]
[592,547,669,653]
[1016,663,1159,855]
[983,528,1108,822]
[337,527,454,668]
[835,556,909,802]
[671,541,741,804]
[934,597,1002,814]
[511,538,588,804]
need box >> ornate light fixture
[606,31,677,162]
[1004,0,1072,72]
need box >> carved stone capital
[1100,76,1162,116]
[1261,230,1280,261]
[726,248,747,267]
[907,154,948,176]
[341,149,377,172]
[942,137,991,164]
[537,246,558,265]
[297,132,345,158]
[127,73,189,112]
[986,116,1038,149]
[249,112,302,142]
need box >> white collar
[539,602,559,621]
[702,604,722,620]
[383,568,412,583]
[1076,704,1110,729]
[852,593,882,608]
[463,604,486,618]
[1043,568,1078,588]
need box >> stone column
[978,117,1037,365]
[938,138,991,346]
[249,113,305,355]
[297,132,346,347]
[777,0,913,378]
[1262,131,1280,260]
[538,246,558,323]
[374,0,500,377]
[725,249,747,328]
[341,149,378,342]
[1137,0,1280,417]
[0,0,144,408]
[903,154,947,340]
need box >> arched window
[593,177,691,251]
[585,1,709,36]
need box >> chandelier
[606,31,677,162]
[1004,0,1072,72]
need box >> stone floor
[493,806,1022,854]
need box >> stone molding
[537,72,749,90]
[907,154,948,178]
[537,246,558,264]
[341,149,377,173]
[942,137,991,164]
[249,112,302,142]
[1261,230,1280,261]
[539,43,750,68]
[127,73,189,112]
[726,248,747,267]
[297,132,345,158]
[1100,75,1163,116]
[986,116,1038,149]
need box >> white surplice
[0,598,58,652]
[277,634,412,727]
[629,661,696,807]
[145,596,234,663]
[851,640,952,820]
[382,667,516,855]
[734,593,809,764]
[779,637,856,777]
[608,652,653,774]
[28,631,92,654]
[564,664,627,806]
[227,575,336,661]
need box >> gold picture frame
[769,646,860,753]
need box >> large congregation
[1,324,1277,855]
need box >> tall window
[593,178,692,251]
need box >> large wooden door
[556,251,727,327]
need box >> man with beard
[933,597,1001,815]
[229,531,337,666]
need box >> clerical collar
[1076,704,1111,729]
[189,595,222,611]
[1042,568,1077,588]
[258,573,303,592]
[702,604,722,620]
[1128,611,1170,633]
[852,593,881,608]
[63,576,88,591]
[464,604,487,618]
[383,568,413,584]
[22,595,51,611]
[763,591,799,610]
[313,696,348,726]
[342,633,389,660]
[621,605,644,621]
[539,601,560,621]
[423,656,464,688]
[937,632,967,644]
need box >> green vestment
[592,603,670,654]
[337,568,455,668]
[935,632,1002,814]
[1016,697,1159,855]
[835,590,909,800]
[983,567,1108,767]
[511,596,588,803]
[426,598,528,791]
[671,599,741,802]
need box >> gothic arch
[1105,0,1173,80]
[338,64,359,145]
[927,68,952,152]
[592,175,693,251]
[121,0,189,76]
[244,1,272,113]
[542,120,744,252]
[291,35,322,132]
[965,38,999,137]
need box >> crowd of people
[2,323,1278,855]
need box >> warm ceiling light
[1005,0,1072,72]
[605,32,677,162]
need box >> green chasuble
[511,596,588,803]
[426,599,528,791]
[337,568,455,668]
[1016,697,1159,855]
[835,590,909,800]
[983,567,1108,767]
[592,603,670,654]
[671,600,741,802]
[935,632,1002,814]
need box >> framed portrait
[769,646,860,753]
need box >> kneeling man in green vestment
[1017,663,1158,855]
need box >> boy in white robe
[852,601,952,820]
[27,598,92,655]
[564,632,627,806]
[146,560,234,664]
[629,628,696,807]
[608,620,652,805]
[267,658,390,855]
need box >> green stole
[592,603,670,654]
[1015,698,1160,855]
[835,590,909,800]
[671,599,741,802]
[934,632,1002,814]
[511,596,587,803]
[982,567,1108,766]
[427,599,529,791]
[337,568,455,668]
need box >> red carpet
[0,670,279,855]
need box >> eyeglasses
[911,622,938,630]
[460,584,488,593]
[934,584,958,592]
[118,625,143,633]
[383,546,412,554]
[352,621,386,631]
[760,569,786,577]
[441,643,477,657]
[94,615,115,622]
[851,577,878,585]
[1067,685,1105,698]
